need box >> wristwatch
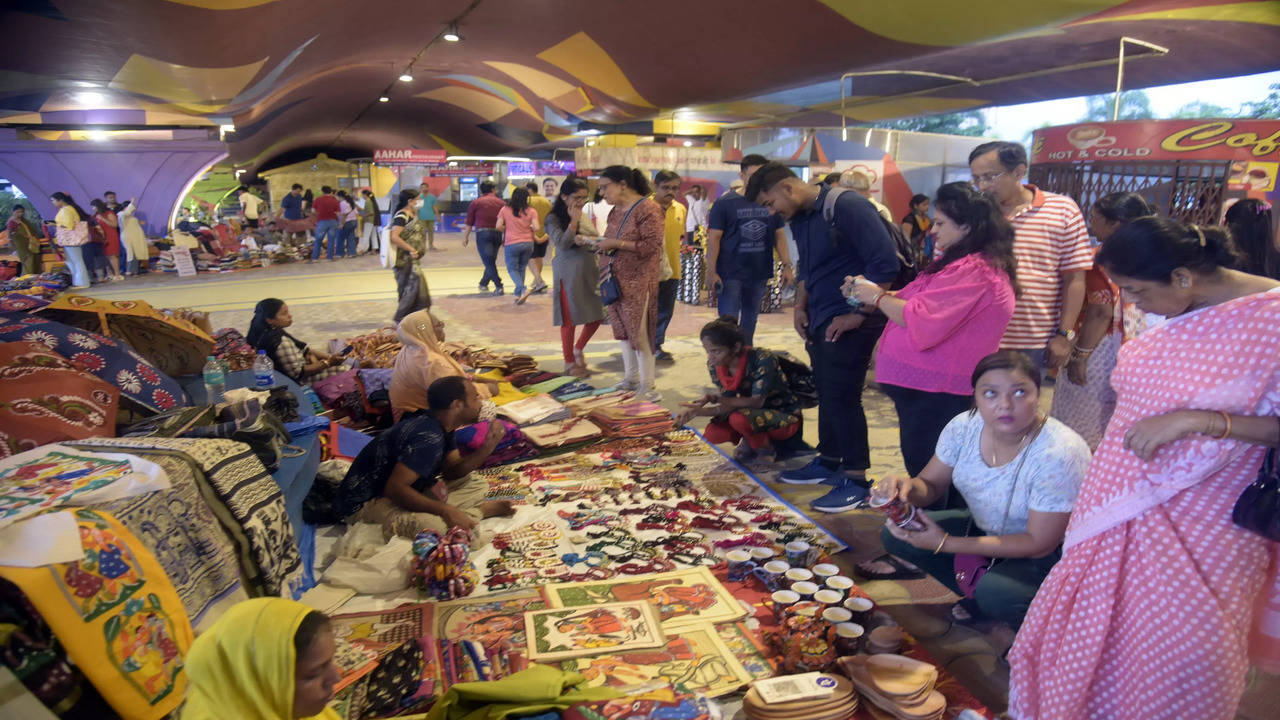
[1055,329,1077,341]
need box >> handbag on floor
[1232,447,1280,541]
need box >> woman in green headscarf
[183,598,341,720]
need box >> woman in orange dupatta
[1009,217,1280,720]
[388,310,497,422]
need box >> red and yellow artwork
[545,567,746,630]
[562,623,752,698]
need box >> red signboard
[373,148,447,165]
[1031,119,1280,164]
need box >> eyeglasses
[970,171,1008,187]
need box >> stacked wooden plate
[744,674,859,720]
[839,654,945,720]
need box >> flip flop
[855,554,927,581]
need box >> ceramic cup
[771,589,800,622]
[726,549,757,582]
[785,540,811,567]
[843,596,874,624]
[752,560,790,592]
[814,589,844,607]
[834,622,865,656]
[791,581,819,601]
[785,567,814,584]
[825,575,855,599]
[811,563,840,581]
[790,600,824,618]
[822,606,853,625]
[748,546,776,562]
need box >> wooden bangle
[1215,410,1232,440]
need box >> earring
[1180,279,1190,288]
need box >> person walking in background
[1009,216,1280,720]
[525,182,552,294]
[119,197,149,275]
[747,162,899,513]
[685,184,709,245]
[388,188,431,321]
[337,190,359,258]
[844,182,1018,500]
[901,193,933,262]
[1226,198,1278,280]
[839,169,893,223]
[358,189,381,255]
[462,181,506,296]
[90,199,125,282]
[1051,192,1153,450]
[583,188,613,237]
[50,191,91,289]
[546,175,605,378]
[496,187,541,304]
[281,183,307,246]
[706,154,794,344]
[652,170,685,363]
[596,165,665,402]
[238,185,262,228]
[5,204,43,276]
[969,141,1092,371]
[417,181,438,252]
[310,186,341,262]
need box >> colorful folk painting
[545,567,746,629]
[103,592,186,704]
[330,602,433,657]
[55,510,145,622]
[525,601,664,661]
[0,448,132,528]
[561,623,753,698]
[715,621,776,680]
[563,695,712,720]
[432,588,545,654]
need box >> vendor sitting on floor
[856,350,1090,630]
[675,316,804,463]
[337,375,516,542]
[247,298,346,385]
[389,309,508,422]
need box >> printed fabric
[0,340,119,458]
[707,348,802,432]
[78,437,305,598]
[454,419,539,468]
[0,577,99,715]
[0,509,194,720]
[1009,290,1280,720]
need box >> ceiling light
[74,91,104,106]
[86,130,109,141]
[378,96,390,103]
[442,24,462,42]
[683,140,693,147]
[399,73,414,82]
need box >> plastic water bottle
[202,355,226,404]
[253,349,275,389]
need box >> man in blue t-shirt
[746,162,899,513]
[705,154,794,344]
[417,181,438,251]
[281,183,304,220]
[337,376,515,541]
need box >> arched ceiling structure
[2,0,1278,174]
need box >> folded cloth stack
[496,394,571,426]
[520,417,602,449]
[587,401,674,438]
[454,419,538,467]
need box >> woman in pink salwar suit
[1009,217,1280,720]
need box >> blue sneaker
[809,478,870,513]
[778,457,841,485]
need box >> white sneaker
[615,379,639,391]
[638,389,661,403]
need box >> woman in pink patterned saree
[1009,216,1280,720]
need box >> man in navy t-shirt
[706,154,794,344]
[746,162,899,514]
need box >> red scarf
[715,349,750,391]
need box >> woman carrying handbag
[50,191,92,289]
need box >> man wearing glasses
[969,141,1091,372]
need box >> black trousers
[881,383,973,509]
[807,317,882,471]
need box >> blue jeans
[655,278,679,349]
[313,219,340,259]
[476,229,503,289]
[341,220,358,256]
[504,242,534,296]
[62,245,90,287]
[717,277,767,344]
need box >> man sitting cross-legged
[338,375,515,542]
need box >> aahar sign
[373,148,447,165]
[1031,120,1280,164]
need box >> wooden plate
[744,674,854,713]
[866,654,937,698]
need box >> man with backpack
[746,162,900,512]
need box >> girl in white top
[859,350,1091,630]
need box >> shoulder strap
[822,187,848,225]
[613,199,644,239]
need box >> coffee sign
[1031,119,1280,164]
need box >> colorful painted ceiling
[2,0,1278,172]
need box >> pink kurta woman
[1009,216,1280,720]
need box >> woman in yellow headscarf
[388,310,521,421]
[183,598,341,720]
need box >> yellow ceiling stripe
[816,0,1124,46]
[109,54,267,108]
[536,32,654,108]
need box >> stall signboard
[430,163,495,177]
[536,160,575,175]
[173,248,197,277]
[373,148,447,165]
[507,161,536,176]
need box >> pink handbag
[953,553,993,598]
[55,220,90,247]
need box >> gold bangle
[933,533,949,555]
[1215,410,1232,440]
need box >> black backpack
[773,351,819,409]
[821,187,918,290]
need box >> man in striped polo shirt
[969,141,1092,372]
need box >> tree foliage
[1242,83,1280,118]
[1081,91,1154,122]
[1170,101,1232,119]
[872,109,990,137]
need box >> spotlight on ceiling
[442,24,462,42]
[74,91,104,106]
[683,140,693,147]
[399,73,413,82]
[378,96,390,103]
[85,130,109,141]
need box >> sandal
[854,554,927,581]
[949,597,986,625]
